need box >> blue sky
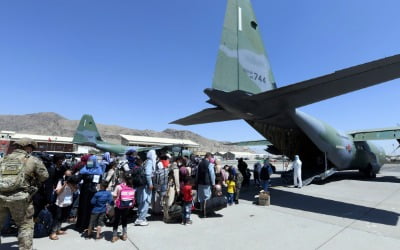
[0,0,399,153]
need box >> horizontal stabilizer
[225,139,272,146]
[245,54,400,109]
[349,127,400,141]
[171,108,240,125]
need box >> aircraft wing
[171,107,240,125]
[225,139,272,146]
[136,146,163,152]
[349,127,400,141]
[245,54,400,109]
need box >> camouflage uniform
[0,148,49,250]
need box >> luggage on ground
[204,196,227,214]
[34,208,53,238]
[163,204,182,223]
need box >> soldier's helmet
[14,137,38,149]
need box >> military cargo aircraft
[172,0,400,179]
[73,114,191,156]
[72,114,144,155]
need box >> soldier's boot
[18,224,34,250]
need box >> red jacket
[182,184,192,202]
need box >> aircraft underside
[247,119,334,177]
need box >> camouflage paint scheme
[173,0,400,177]
[72,114,129,155]
[72,114,160,155]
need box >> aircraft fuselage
[293,110,386,174]
[206,88,386,176]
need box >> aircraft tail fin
[212,0,276,94]
[73,114,103,145]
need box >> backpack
[179,166,188,177]
[260,166,270,180]
[131,165,146,188]
[163,204,182,223]
[115,183,135,209]
[204,196,227,214]
[164,166,179,208]
[152,168,169,192]
[0,153,28,193]
[34,208,53,238]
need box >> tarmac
[1,163,400,250]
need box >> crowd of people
[1,137,304,250]
[1,137,287,249]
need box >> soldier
[0,137,49,250]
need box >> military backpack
[0,154,28,193]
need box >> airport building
[0,130,75,155]
[221,151,266,160]
[120,134,199,150]
[0,131,201,157]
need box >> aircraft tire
[366,165,377,179]
[359,165,376,179]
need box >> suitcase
[164,204,182,223]
[205,196,227,213]
[258,191,270,206]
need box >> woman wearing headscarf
[134,150,155,226]
[100,152,111,174]
[177,156,191,191]
[75,155,103,232]
[71,154,90,174]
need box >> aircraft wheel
[366,165,376,179]
[369,170,377,179]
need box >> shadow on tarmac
[238,183,399,226]
[313,171,400,184]
[0,241,18,250]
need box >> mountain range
[0,112,250,153]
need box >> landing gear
[360,165,376,179]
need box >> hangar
[120,134,199,149]
[0,130,75,155]
[0,130,200,156]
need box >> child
[112,173,135,242]
[104,161,118,191]
[181,176,193,225]
[88,180,114,239]
[214,184,223,197]
[226,174,236,206]
[49,170,78,240]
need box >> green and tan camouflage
[0,148,48,250]
[73,114,132,155]
[173,0,400,180]
[0,153,28,193]
[213,0,276,94]
[13,137,38,149]
[73,114,176,156]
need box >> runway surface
[1,164,399,250]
